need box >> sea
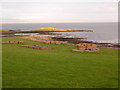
[1,23,118,43]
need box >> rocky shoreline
[1,28,119,49]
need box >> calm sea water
[1,23,118,43]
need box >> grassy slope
[2,37,118,88]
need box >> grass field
[2,37,118,88]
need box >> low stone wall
[72,43,100,52]
[21,45,51,50]
[72,48,100,52]
[75,43,97,47]
[3,41,25,44]
[44,41,68,44]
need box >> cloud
[1,2,118,23]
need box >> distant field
[2,37,118,88]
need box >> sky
[0,0,118,23]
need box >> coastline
[1,23,118,44]
[1,36,119,50]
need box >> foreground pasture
[2,37,118,88]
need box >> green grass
[2,37,118,88]
[0,38,2,89]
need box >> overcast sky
[0,0,118,23]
